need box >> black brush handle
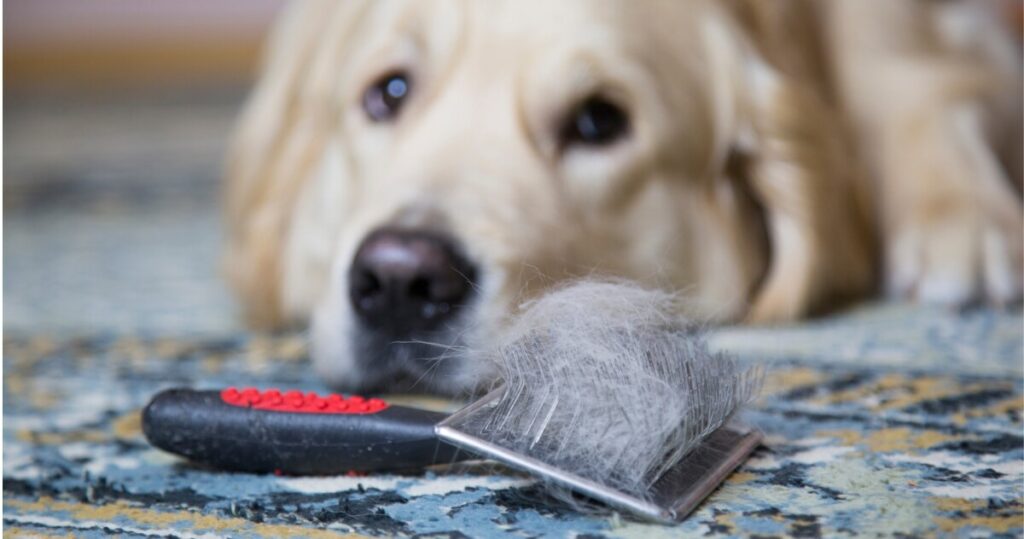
[142,387,464,474]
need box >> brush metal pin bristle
[436,388,761,523]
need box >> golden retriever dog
[225,0,1023,394]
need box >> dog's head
[225,0,871,394]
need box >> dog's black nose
[349,228,477,332]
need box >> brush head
[436,280,763,522]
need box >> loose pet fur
[465,280,762,502]
[225,0,1023,394]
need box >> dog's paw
[886,203,1023,307]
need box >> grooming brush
[143,383,758,522]
[143,281,764,523]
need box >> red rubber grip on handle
[220,387,389,414]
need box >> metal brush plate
[435,388,762,523]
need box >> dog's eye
[561,97,629,148]
[363,72,411,122]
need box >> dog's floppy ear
[224,0,367,329]
[703,4,874,322]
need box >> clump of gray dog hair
[468,279,762,502]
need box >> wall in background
[5,0,287,90]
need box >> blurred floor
[4,88,245,334]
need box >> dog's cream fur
[225,0,1022,393]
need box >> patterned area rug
[4,310,1022,538]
